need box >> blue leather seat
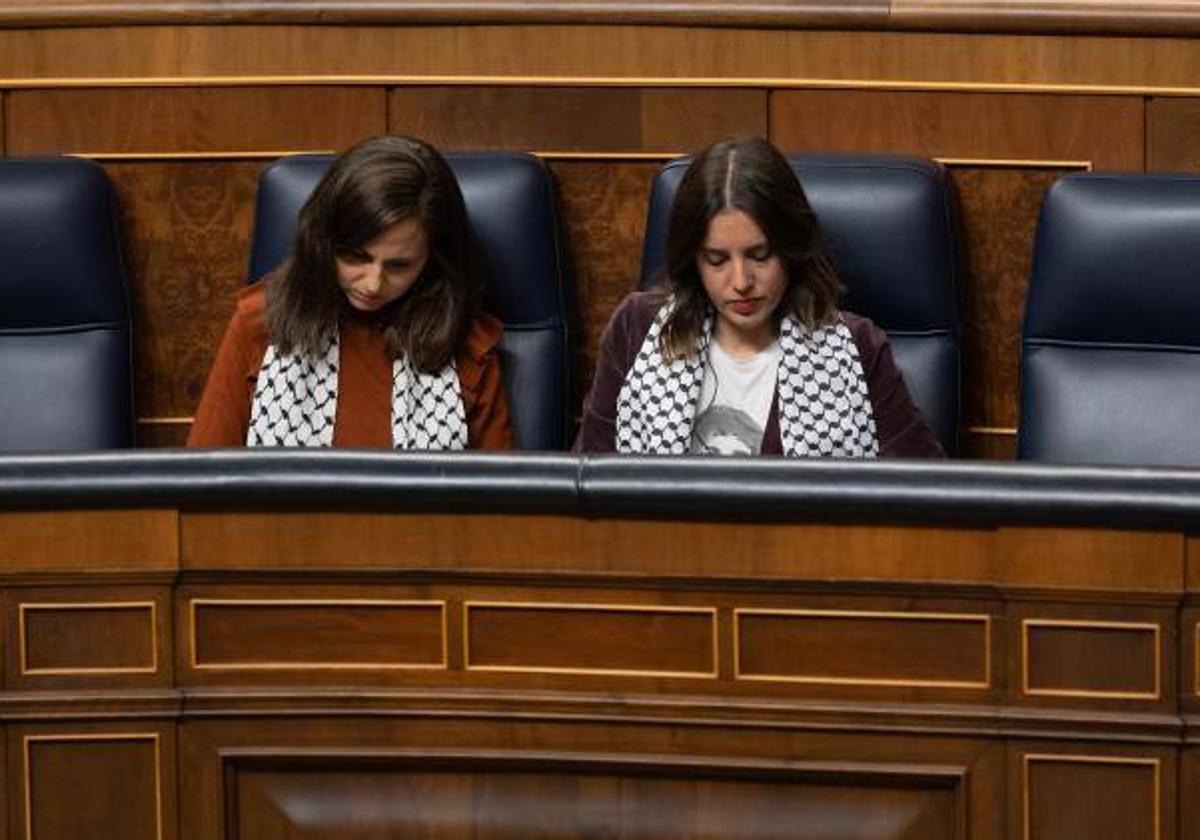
[0,157,132,452]
[640,154,962,455]
[249,152,570,451]
[1019,173,1200,466]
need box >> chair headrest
[0,157,128,330]
[1026,173,1200,349]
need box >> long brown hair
[265,135,485,372]
[659,136,843,360]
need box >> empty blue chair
[249,152,571,451]
[641,154,962,455]
[1019,173,1200,466]
[0,157,132,452]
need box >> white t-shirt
[689,339,781,455]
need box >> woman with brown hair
[575,136,942,457]
[189,135,512,449]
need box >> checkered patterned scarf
[615,301,879,457]
[246,330,467,449]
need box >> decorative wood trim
[937,157,1092,170]
[23,732,163,840]
[1021,618,1162,700]
[0,74,1196,97]
[1022,752,1161,840]
[70,150,333,161]
[733,608,992,689]
[188,598,448,671]
[18,600,159,676]
[463,600,719,678]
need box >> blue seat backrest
[248,152,570,451]
[1019,173,1200,466]
[0,157,132,452]
[640,154,961,455]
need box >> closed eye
[701,250,729,267]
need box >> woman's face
[336,217,430,313]
[697,208,787,357]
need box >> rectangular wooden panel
[997,528,1182,591]
[391,86,766,152]
[0,510,177,573]
[190,599,446,670]
[6,87,384,154]
[1022,753,1160,840]
[228,752,961,840]
[181,511,999,585]
[465,602,716,677]
[1147,96,1200,173]
[23,733,167,840]
[549,160,659,410]
[770,90,1144,169]
[1023,619,1160,700]
[953,165,1072,451]
[105,160,260,430]
[1185,535,1200,590]
[735,609,989,688]
[19,602,157,675]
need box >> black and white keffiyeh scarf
[615,302,879,457]
[247,330,468,449]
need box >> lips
[349,290,382,309]
[729,298,762,316]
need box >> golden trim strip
[967,426,1018,437]
[136,417,193,426]
[1022,752,1161,840]
[23,732,163,840]
[463,600,719,679]
[733,608,991,689]
[189,598,448,671]
[7,74,1200,97]
[937,157,1092,170]
[70,150,334,161]
[1022,618,1161,700]
[18,601,158,676]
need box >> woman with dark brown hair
[189,135,512,449]
[575,136,942,457]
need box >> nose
[730,257,753,293]
[360,262,384,294]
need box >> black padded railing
[2,451,1200,530]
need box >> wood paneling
[18,729,175,840]
[465,602,716,676]
[5,87,384,154]
[181,511,1002,584]
[390,87,766,152]
[770,90,1143,167]
[189,599,446,671]
[954,165,1067,448]
[18,602,156,674]
[998,528,1183,591]
[1018,750,1165,840]
[548,160,658,413]
[1,26,1200,91]
[105,161,259,428]
[1148,97,1200,173]
[735,609,990,689]
[228,753,960,840]
[0,510,177,573]
[1023,620,1160,700]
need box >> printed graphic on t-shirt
[690,404,763,455]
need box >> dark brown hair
[265,135,485,372]
[659,136,843,360]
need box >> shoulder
[459,311,504,363]
[229,282,270,348]
[837,309,890,361]
[605,290,663,343]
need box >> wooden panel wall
[1,27,1198,454]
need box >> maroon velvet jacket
[574,292,946,458]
